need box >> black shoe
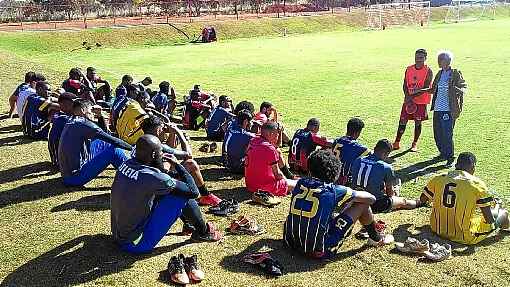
[446,157,455,168]
[209,199,240,216]
[168,255,189,285]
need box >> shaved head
[135,135,163,167]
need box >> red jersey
[405,64,432,105]
[245,136,286,195]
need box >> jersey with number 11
[284,177,354,254]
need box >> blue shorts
[324,213,355,256]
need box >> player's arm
[8,87,19,117]
[271,162,285,180]
[311,134,333,148]
[410,68,434,97]
[419,177,437,204]
[384,167,399,197]
[155,161,200,199]
[167,124,192,158]
[475,181,499,227]
[402,71,410,98]
[93,125,132,151]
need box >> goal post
[367,1,431,30]
[444,0,496,23]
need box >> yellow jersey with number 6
[423,170,495,245]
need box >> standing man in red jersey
[393,49,433,152]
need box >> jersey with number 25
[284,177,355,255]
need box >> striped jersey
[22,94,52,139]
[284,177,354,254]
[332,136,370,185]
[423,170,495,245]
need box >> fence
[0,0,365,31]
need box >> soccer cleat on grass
[410,142,418,152]
[252,190,282,207]
[424,243,451,262]
[168,255,189,285]
[209,199,240,216]
[355,220,386,240]
[181,223,196,236]
[392,141,401,151]
[446,157,455,168]
[191,222,223,242]
[209,142,218,153]
[229,215,265,235]
[395,237,430,254]
[199,193,222,206]
[367,234,395,247]
[243,252,284,277]
[183,254,205,282]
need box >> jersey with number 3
[423,170,495,245]
[284,177,354,254]
[350,154,396,199]
[288,129,329,171]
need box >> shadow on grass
[0,161,57,185]
[194,155,222,166]
[0,123,22,134]
[0,134,35,146]
[0,177,107,209]
[210,186,252,203]
[392,223,509,258]
[1,234,191,287]
[201,167,244,183]
[395,157,446,183]
[390,149,411,160]
[220,238,369,276]
[51,193,111,212]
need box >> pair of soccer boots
[395,237,452,261]
[168,254,205,285]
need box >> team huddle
[5,48,510,282]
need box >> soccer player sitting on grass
[62,68,95,103]
[253,101,290,145]
[152,81,177,116]
[206,95,234,141]
[351,139,423,214]
[111,135,222,254]
[288,118,332,173]
[183,85,215,130]
[8,71,35,118]
[22,81,60,140]
[48,92,77,168]
[86,67,112,107]
[114,74,134,105]
[284,150,394,258]
[332,118,371,185]
[112,84,152,145]
[15,72,45,122]
[58,99,132,187]
[420,152,509,245]
[245,122,297,200]
[392,49,433,152]
[222,109,255,174]
[141,115,222,206]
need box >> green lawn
[1,19,510,286]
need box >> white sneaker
[424,243,451,262]
[367,234,395,247]
[395,237,430,254]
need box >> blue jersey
[206,107,232,139]
[48,112,72,167]
[58,117,131,178]
[152,92,169,114]
[332,136,370,184]
[22,94,51,139]
[351,154,397,199]
[288,129,328,172]
[284,177,355,255]
[222,119,255,173]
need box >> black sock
[182,199,208,234]
[281,165,294,179]
[198,185,210,196]
[364,222,382,242]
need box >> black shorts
[371,196,393,214]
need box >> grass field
[1,17,510,287]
